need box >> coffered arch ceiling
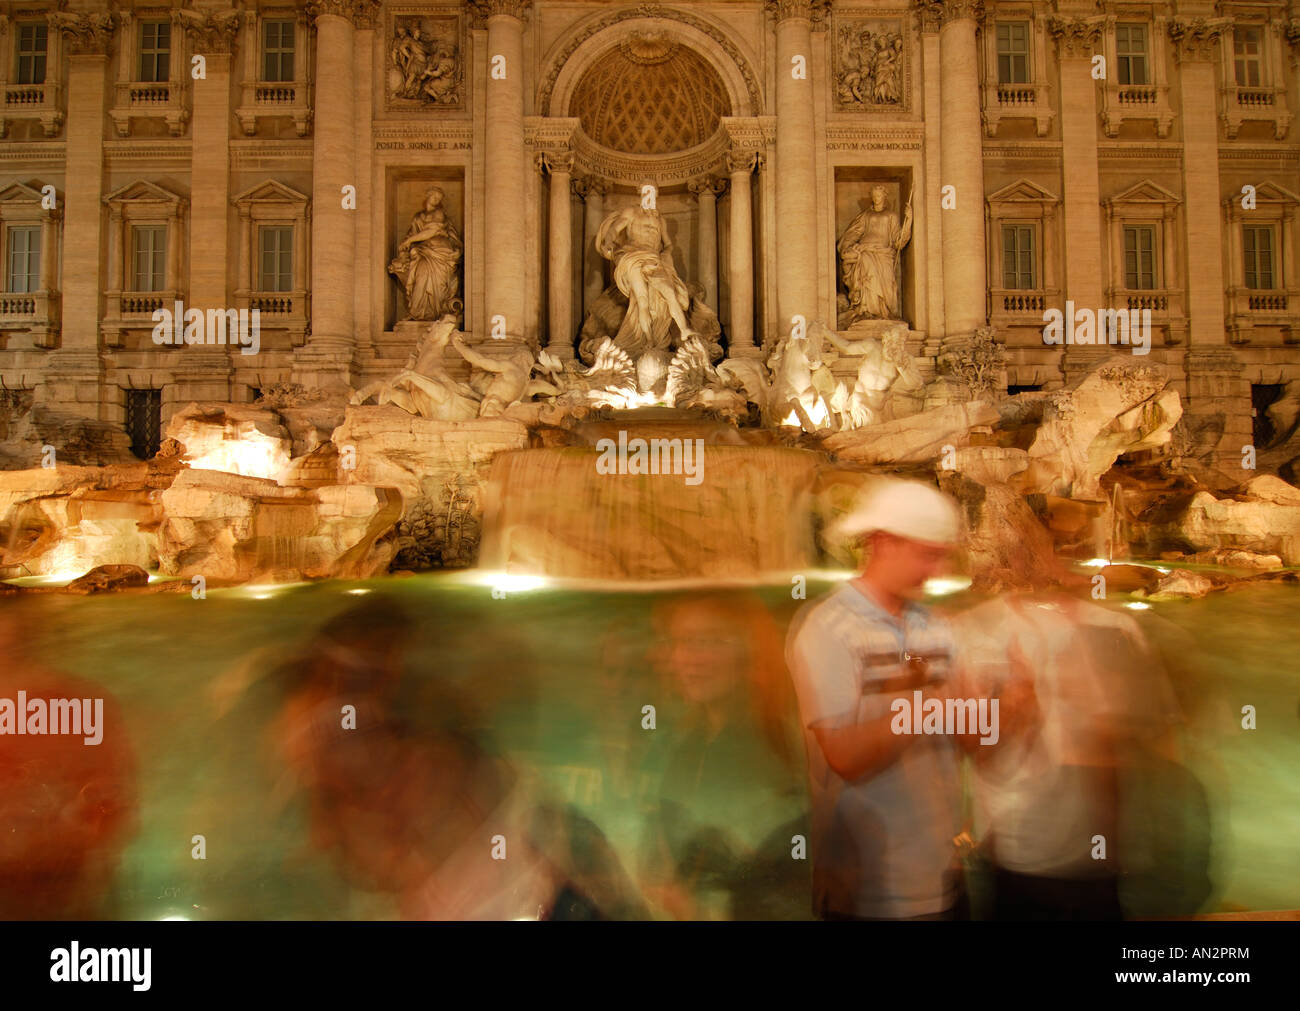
[569,33,731,155]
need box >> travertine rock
[1146,568,1214,600]
[66,564,150,593]
[164,402,294,481]
[1021,359,1182,499]
[821,401,999,465]
[1172,485,1300,565]
[156,468,400,582]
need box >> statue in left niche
[389,186,464,322]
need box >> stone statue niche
[577,196,722,397]
[388,184,464,326]
[836,179,913,330]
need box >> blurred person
[639,591,809,920]
[954,582,1196,920]
[786,480,969,920]
[272,596,647,920]
[0,604,137,919]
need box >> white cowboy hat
[829,479,962,546]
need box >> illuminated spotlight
[1081,558,1110,568]
[923,575,972,597]
[1124,601,1152,611]
[1156,568,1171,574]
[345,588,371,596]
[474,571,548,594]
[159,915,190,921]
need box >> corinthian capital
[306,1,381,29]
[176,9,242,55]
[49,10,117,56]
[765,0,831,26]
[1047,16,1105,57]
[912,1,984,31]
[469,0,534,25]
[726,150,759,175]
[1167,18,1230,63]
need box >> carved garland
[1046,15,1105,57]
[536,4,763,117]
[176,10,242,56]
[49,11,117,55]
[1166,18,1230,63]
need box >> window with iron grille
[1002,224,1037,289]
[125,390,162,460]
[263,20,295,82]
[1234,27,1262,87]
[1116,24,1148,86]
[1243,226,1275,289]
[131,226,167,292]
[996,23,1030,85]
[6,227,40,293]
[259,226,293,292]
[16,23,48,86]
[1123,225,1156,289]
[139,21,171,83]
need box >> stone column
[541,150,575,357]
[299,1,362,389]
[479,0,531,340]
[180,10,239,318]
[1049,16,1106,319]
[1169,18,1247,476]
[1169,18,1229,345]
[936,1,988,338]
[769,0,819,330]
[574,175,608,320]
[43,12,115,416]
[689,176,723,312]
[727,150,759,355]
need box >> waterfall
[478,444,822,582]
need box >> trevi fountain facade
[0,0,1299,587]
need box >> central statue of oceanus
[577,202,722,395]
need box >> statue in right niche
[837,183,912,326]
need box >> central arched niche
[568,32,731,155]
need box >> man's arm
[811,699,929,782]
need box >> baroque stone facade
[1,0,1299,470]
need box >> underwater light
[345,588,371,596]
[1081,558,1110,568]
[1124,601,1152,610]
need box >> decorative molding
[536,5,763,117]
[468,0,534,27]
[1166,18,1230,63]
[176,9,242,55]
[1046,15,1105,57]
[538,149,576,175]
[49,10,116,56]
[688,176,726,199]
[913,0,983,32]
[306,1,382,29]
[764,0,832,27]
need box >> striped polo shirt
[786,580,963,918]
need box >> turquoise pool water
[3,574,1297,919]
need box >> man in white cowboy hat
[785,479,968,920]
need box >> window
[6,227,40,293]
[1002,224,1036,289]
[258,226,293,292]
[138,21,171,83]
[1234,27,1262,87]
[15,23,48,86]
[262,20,295,82]
[1115,24,1148,86]
[1242,226,1275,289]
[996,23,1030,85]
[131,226,167,292]
[1123,226,1156,289]
[125,390,162,460]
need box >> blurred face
[656,606,747,705]
[867,532,952,595]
